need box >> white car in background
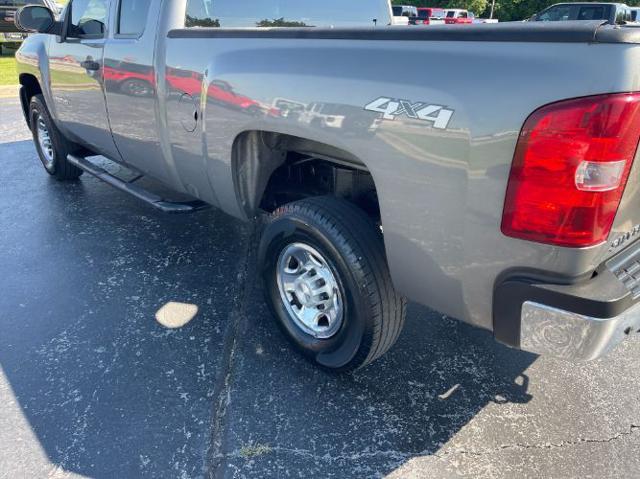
[391,5,413,24]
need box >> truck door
[48,0,121,161]
[102,0,173,182]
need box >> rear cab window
[117,0,151,36]
[185,0,392,28]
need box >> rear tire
[29,94,83,181]
[259,197,406,372]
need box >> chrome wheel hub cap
[36,115,54,169]
[276,243,344,339]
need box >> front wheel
[29,94,83,181]
[259,197,406,372]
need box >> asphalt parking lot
[1,96,639,479]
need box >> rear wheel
[29,94,83,181]
[259,197,406,372]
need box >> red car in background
[103,59,156,97]
[166,69,278,117]
[444,9,474,24]
[415,7,446,25]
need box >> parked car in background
[444,9,474,24]
[1,0,58,32]
[530,3,633,24]
[392,5,417,24]
[0,31,27,54]
[0,0,58,54]
[416,7,445,25]
[474,17,499,23]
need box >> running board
[67,155,209,214]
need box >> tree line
[392,0,640,21]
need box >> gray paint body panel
[15,2,640,331]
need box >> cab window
[69,0,109,38]
[537,5,572,21]
[578,6,605,20]
[185,0,390,28]
[117,0,151,36]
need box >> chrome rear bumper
[494,241,640,361]
[520,301,640,361]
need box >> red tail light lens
[502,93,640,247]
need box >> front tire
[259,197,406,372]
[29,94,83,181]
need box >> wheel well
[19,74,42,129]
[233,131,381,222]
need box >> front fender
[15,34,52,124]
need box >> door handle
[80,60,100,71]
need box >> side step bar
[67,155,209,214]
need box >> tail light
[423,19,430,25]
[502,93,640,247]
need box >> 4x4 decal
[364,97,454,130]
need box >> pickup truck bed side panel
[163,35,639,329]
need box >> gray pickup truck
[13,0,640,372]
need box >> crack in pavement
[211,424,640,464]
[206,224,257,478]
[437,424,640,457]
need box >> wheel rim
[276,242,344,339]
[35,114,54,169]
[125,80,150,97]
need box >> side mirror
[15,5,60,34]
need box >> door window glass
[117,0,151,35]
[70,0,108,37]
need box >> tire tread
[268,197,406,370]
[30,94,83,181]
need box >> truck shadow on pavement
[0,141,536,478]
[214,258,536,478]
